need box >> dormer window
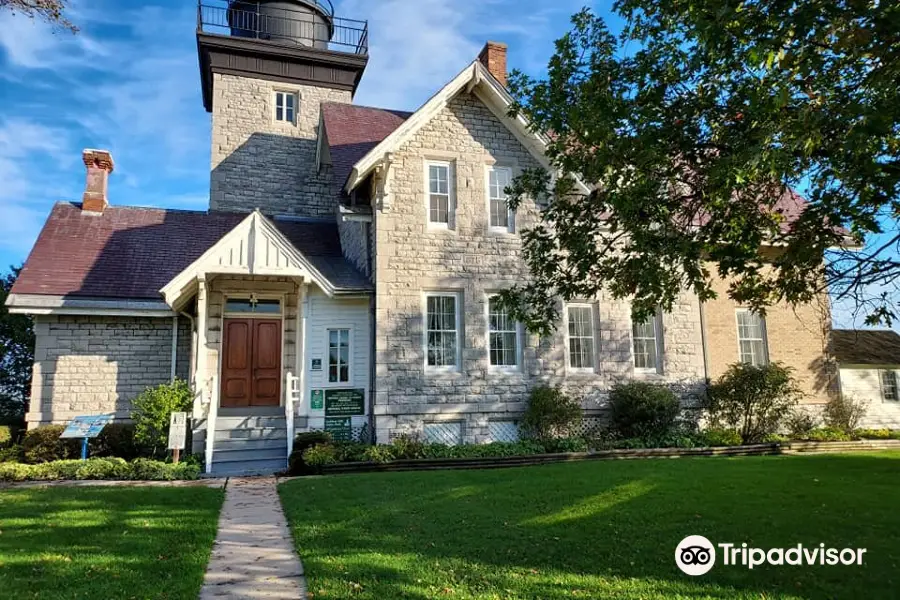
[274,91,297,124]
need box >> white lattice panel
[424,422,463,445]
[488,420,520,442]
[572,418,605,438]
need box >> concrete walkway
[200,477,307,599]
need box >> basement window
[274,91,297,124]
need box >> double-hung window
[487,296,520,369]
[426,161,452,226]
[274,91,297,123]
[425,293,460,369]
[327,329,350,383]
[567,304,595,371]
[882,370,898,401]
[487,166,514,233]
[736,310,768,366]
[632,312,663,373]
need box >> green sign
[325,417,352,441]
[310,389,324,411]
[324,388,365,416]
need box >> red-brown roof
[11,203,370,300]
[321,103,411,190]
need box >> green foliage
[498,3,900,334]
[0,457,200,481]
[89,423,151,460]
[0,265,34,428]
[389,433,427,459]
[786,410,820,436]
[699,427,743,447]
[762,433,790,444]
[302,444,338,468]
[0,444,23,463]
[362,444,394,464]
[520,386,582,440]
[0,425,10,446]
[131,379,192,456]
[541,437,589,453]
[332,441,369,463]
[608,382,680,439]
[854,428,900,440]
[22,425,79,463]
[823,395,868,432]
[706,362,802,443]
[799,427,853,442]
[288,431,333,475]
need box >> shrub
[799,427,852,442]
[302,444,338,469]
[855,428,892,440]
[332,441,369,463]
[130,458,200,481]
[823,395,868,432]
[0,425,11,447]
[608,382,680,439]
[389,433,427,459]
[131,379,193,457]
[362,444,394,463]
[706,362,802,443]
[22,425,80,463]
[0,444,22,463]
[542,437,589,453]
[0,457,200,481]
[287,431,333,475]
[520,386,582,440]
[699,427,743,447]
[0,462,30,481]
[786,410,820,436]
[75,457,130,480]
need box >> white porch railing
[286,371,300,458]
[204,375,218,474]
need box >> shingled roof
[321,102,411,191]
[11,202,370,301]
[831,329,900,366]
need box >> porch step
[209,458,288,477]
[214,438,288,452]
[214,427,287,442]
[212,447,287,463]
[215,415,286,430]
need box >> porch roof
[10,203,371,306]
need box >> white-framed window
[566,304,595,371]
[425,161,452,226]
[736,309,768,366]
[486,165,514,233]
[488,420,519,442]
[327,328,350,383]
[424,421,463,445]
[274,91,297,123]
[632,311,663,373]
[424,292,461,369]
[881,370,898,401]
[487,295,520,369]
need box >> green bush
[331,441,370,463]
[855,428,893,440]
[0,457,200,481]
[823,395,868,432]
[302,444,338,469]
[75,457,130,480]
[129,458,200,481]
[608,382,680,439]
[521,386,582,440]
[798,427,853,442]
[706,362,802,443]
[22,425,80,463]
[89,423,149,460]
[699,427,743,447]
[786,410,820,436]
[762,433,790,443]
[288,431,333,475]
[0,444,23,463]
[0,425,11,446]
[131,379,193,457]
[542,437,589,453]
[0,462,30,481]
[389,434,427,459]
[362,444,394,463]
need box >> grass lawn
[280,452,900,599]
[0,485,224,600]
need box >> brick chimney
[478,41,507,87]
[81,149,114,213]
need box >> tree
[499,2,899,335]
[0,0,77,32]
[0,266,35,425]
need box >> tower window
[275,91,297,123]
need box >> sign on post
[324,389,365,416]
[168,412,188,463]
[310,389,325,410]
[324,417,352,441]
[61,414,112,460]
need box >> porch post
[297,282,308,418]
[196,276,215,473]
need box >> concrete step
[215,415,286,430]
[213,438,288,452]
[214,426,287,442]
[212,447,287,463]
[210,458,287,477]
[218,406,284,417]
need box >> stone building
[7,1,837,475]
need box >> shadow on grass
[0,486,224,600]
[280,453,900,599]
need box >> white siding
[303,288,371,431]
[839,365,900,428]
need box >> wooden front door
[220,318,282,408]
